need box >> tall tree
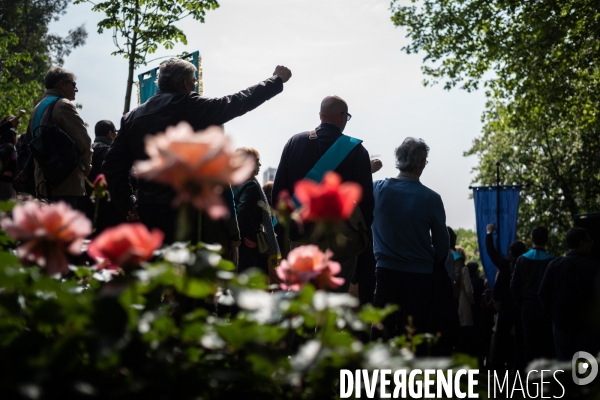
[75,0,220,114]
[0,0,87,112]
[0,29,39,118]
[391,0,600,252]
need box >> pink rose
[276,245,344,291]
[88,223,164,270]
[134,123,255,219]
[0,201,92,274]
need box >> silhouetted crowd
[4,61,599,368]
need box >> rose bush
[0,199,582,399]
[0,201,91,274]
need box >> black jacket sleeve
[235,180,262,241]
[355,145,374,229]
[186,76,284,128]
[485,233,510,272]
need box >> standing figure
[80,120,124,234]
[485,223,526,371]
[370,137,449,341]
[233,147,280,275]
[539,227,600,360]
[27,66,93,208]
[511,226,555,363]
[272,95,374,293]
[103,58,291,244]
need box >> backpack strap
[292,130,363,206]
[308,130,320,165]
[32,96,61,138]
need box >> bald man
[272,96,374,293]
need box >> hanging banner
[137,51,202,104]
[473,186,521,286]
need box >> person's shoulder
[373,179,395,194]
[239,179,259,191]
[55,97,77,112]
[245,179,260,188]
[547,255,565,266]
[284,131,311,147]
[237,179,260,196]
[373,179,386,189]
[419,182,443,199]
[185,91,204,101]
[351,140,369,158]
[291,131,311,140]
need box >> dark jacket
[233,179,262,242]
[271,122,374,229]
[103,76,284,215]
[510,249,554,314]
[485,233,515,305]
[79,135,126,234]
[539,251,600,332]
[87,136,112,194]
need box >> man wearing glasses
[26,66,92,208]
[272,95,375,293]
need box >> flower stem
[176,203,191,242]
[92,197,100,232]
[283,214,291,259]
[197,209,203,246]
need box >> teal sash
[292,134,362,207]
[32,96,61,137]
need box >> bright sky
[50,0,486,229]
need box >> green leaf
[176,277,214,298]
[358,304,398,324]
[0,201,15,212]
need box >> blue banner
[137,51,201,104]
[473,186,521,286]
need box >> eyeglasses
[64,80,77,88]
[343,112,352,122]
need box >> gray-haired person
[103,58,292,244]
[26,66,92,207]
[371,137,449,341]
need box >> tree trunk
[123,0,139,114]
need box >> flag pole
[496,161,501,252]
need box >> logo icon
[572,351,598,385]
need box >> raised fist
[371,159,383,174]
[273,65,292,83]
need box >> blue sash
[32,96,61,137]
[292,134,362,207]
